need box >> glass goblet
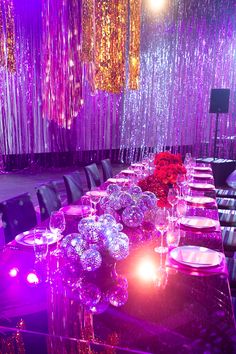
[167,225,181,249]
[49,211,66,240]
[154,208,170,254]
[167,187,179,222]
[34,228,49,262]
[86,189,101,217]
[176,173,186,198]
[176,199,188,221]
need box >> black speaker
[209,88,230,113]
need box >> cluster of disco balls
[60,214,129,271]
[71,274,129,314]
[100,184,157,228]
[60,213,129,313]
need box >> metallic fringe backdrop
[0,0,16,72]
[81,0,94,63]
[94,0,128,93]
[41,0,83,129]
[119,0,236,162]
[129,0,141,90]
[0,0,235,168]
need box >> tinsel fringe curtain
[0,0,235,168]
[119,0,236,162]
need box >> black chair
[216,188,236,199]
[0,193,37,243]
[101,159,113,182]
[217,197,236,210]
[221,227,236,255]
[218,209,236,227]
[63,171,84,204]
[36,183,61,221]
[84,163,101,190]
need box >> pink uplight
[26,272,39,284]
[9,267,19,278]
[137,258,157,282]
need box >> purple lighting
[9,267,19,278]
[26,272,39,285]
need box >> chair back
[36,183,61,221]
[0,193,37,243]
[84,163,101,190]
[101,158,113,181]
[63,171,84,204]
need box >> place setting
[167,245,227,276]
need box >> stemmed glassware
[33,228,49,262]
[167,187,179,222]
[154,208,170,254]
[86,188,101,217]
[176,199,188,222]
[176,173,186,198]
[166,224,181,249]
[49,211,66,241]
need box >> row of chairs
[0,159,113,244]
[216,187,236,293]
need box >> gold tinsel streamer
[81,0,95,62]
[0,1,5,67]
[94,0,128,93]
[3,0,16,73]
[129,0,141,89]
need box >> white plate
[131,163,143,168]
[189,182,215,190]
[15,230,63,247]
[86,190,108,197]
[185,196,215,205]
[170,245,223,268]
[192,173,213,179]
[60,205,93,216]
[180,216,218,230]
[121,170,135,175]
[194,166,212,172]
[107,178,129,184]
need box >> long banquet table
[0,163,236,353]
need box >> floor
[0,163,127,246]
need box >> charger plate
[170,245,223,268]
[121,170,135,175]
[107,178,129,184]
[189,182,215,190]
[86,190,108,197]
[60,205,93,216]
[15,230,62,247]
[180,216,218,230]
[194,166,212,172]
[192,173,213,179]
[185,196,215,205]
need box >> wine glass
[176,173,186,198]
[154,208,170,254]
[86,189,101,216]
[176,199,188,221]
[167,224,181,249]
[49,211,66,240]
[34,228,49,262]
[167,187,179,222]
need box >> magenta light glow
[137,258,157,282]
[9,267,19,278]
[26,272,39,285]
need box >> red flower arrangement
[138,151,186,207]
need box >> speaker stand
[213,112,220,160]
